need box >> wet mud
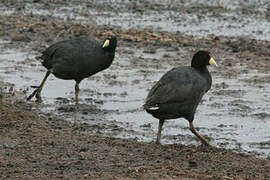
[1,91,270,179]
[1,0,270,179]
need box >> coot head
[191,50,217,68]
[102,35,117,52]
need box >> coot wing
[145,67,206,106]
[40,37,101,70]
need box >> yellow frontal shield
[102,39,110,48]
[209,57,217,67]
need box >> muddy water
[1,0,270,158]
[4,0,270,40]
[1,39,270,157]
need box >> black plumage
[27,35,117,103]
[144,51,217,146]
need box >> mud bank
[0,91,270,179]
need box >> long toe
[201,141,211,147]
[27,88,39,101]
[30,85,40,88]
[35,92,42,103]
[35,97,42,103]
[27,94,34,101]
[155,140,161,145]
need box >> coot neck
[106,53,115,65]
[191,65,208,73]
[105,49,116,53]
[193,66,212,90]
[103,48,116,62]
[194,66,210,76]
[103,45,116,54]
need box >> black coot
[144,51,217,146]
[27,35,117,104]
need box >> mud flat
[0,91,270,179]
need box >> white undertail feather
[148,106,159,110]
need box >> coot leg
[156,119,165,145]
[189,121,210,146]
[75,81,80,104]
[27,69,52,103]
